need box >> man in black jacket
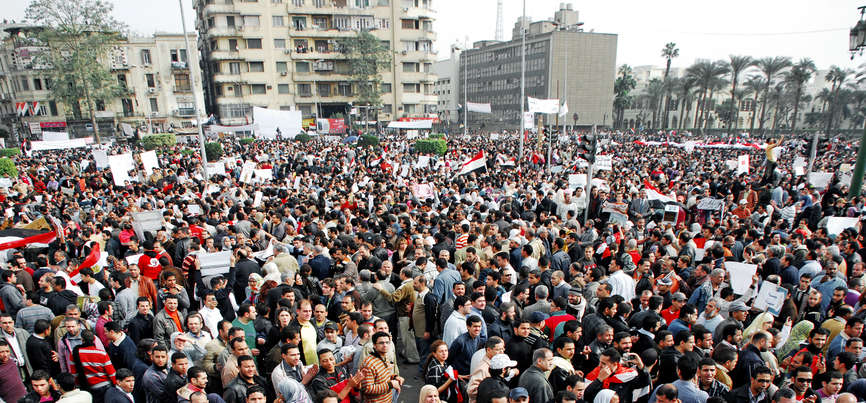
[232,250,261,302]
[223,355,271,403]
[731,331,772,388]
[126,297,155,344]
[163,353,189,403]
[505,319,544,373]
[104,368,136,403]
[46,276,77,315]
[25,319,57,375]
[726,365,772,403]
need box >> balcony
[171,61,189,70]
[209,49,243,60]
[203,3,238,15]
[289,26,359,38]
[403,6,436,19]
[207,26,240,37]
[214,72,242,83]
[174,108,196,117]
[291,49,346,60]
[286,1,376,16]
[173,85,193,93]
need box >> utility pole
[463,50,468,137]
[583,125,597,224]
[848,5,866,197]
[178,0,208,181]
[519,0,526,162]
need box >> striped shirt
[70,346,117,389]
[360,353,394,403]
[456,233,469,249]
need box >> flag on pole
[69,243,101,285]
[457,150,487,176]
[558,102,569,117]
[0,228,57,251]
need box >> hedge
[239,137,255,145]
[140,134,177,150]
[205,142,223,161]
[358,135,379,147]
[0,158,17,178]
[0,148,20,157]
[296,133,312,143]
[415,138,447,155]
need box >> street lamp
[849,5,866,198]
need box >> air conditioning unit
[280,72,288,76]
[147,88,157,93]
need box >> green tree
[686,60,729,130]
[783,58,816,131]
[674,76,697,129]
[339,31,390,112]
[755,56,792,134]
[25,0,126,144]
[660,42,679,129]
[726,55,753,130]
[825,66,854,133]
[744,76,766,133]
[613,65,637,129]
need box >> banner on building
[527,97,561,114]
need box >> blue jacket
[448,332,485,376]
[431,269,461,304]
[309,254,332,280]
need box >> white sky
[2,0,864,71]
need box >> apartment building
[0,23,206,140]
[195,0,439,126]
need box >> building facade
[458,4,617,130]
[195,0,438,126]
[0,24,206,140]
[431,45,460,124]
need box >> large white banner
[523,112,535,128]
[387,121,432,129]
[827,217,859,236]
[199,251,232,276]
[31,139,87,151]
[140,150,159,176]
[724,262,757,295]
[253,107,302,139]
[92,150,109,169]
[206,162,226,176]
[108,153,135,186]
[594,155,613,171]
[527,97,561,114]
[466,102,492,113]
[131,210,163,242]
[737,154,749,175]
[42,132,69,142]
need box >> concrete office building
[431,45,460,124]
[195,0,439,126]
[0,23,206,140]
[458,3,617,129]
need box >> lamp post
[178,0,208,180]
[519,0,526,162]
[848,5,866,199]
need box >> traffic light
[579,134,597,163]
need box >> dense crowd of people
[0,129,862,403]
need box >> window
[378,0,389,5]
[145,73,156,87]
[294,39,309,52]
[403,104,417,114]
[150,98,159,113]
[272,16,285,26]
[276,62,288,73]
[246,39,262,49]
[315,40,329,53]
[140,49,152,65]
[33,78,42,90]
[403,83,419,93]
[402,62,418,72]
[248,61,264,72]
[299,104,313,116]
[274,39,286,48]
[278,84,290,94]
[229,39,239,51]
[338,82,352,96]
[49,101,57,116]
[20,78,29,91]
[292,17,306,30]
[424,83,433,95]
[401,19,418,29]
[170,49,188,63]
[243,15,260,26]
[381,83,391,93]
[226,16,236,27]
[174,73,191,91]
[295,62,310,72]
[292,0,304,5]
[250,84,266,94]
[95,100,105,111]
[297,84,312,96]
[382,104,392,114]
[312,16,328,29]
[229,62,241,74]
[354,0,369,7]
[317,83,331,97]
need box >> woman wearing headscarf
[245,273,265,304]
[776,320,814,362]
[278,377,313,403]
[593,389,619,403]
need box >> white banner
[737,154,749,175]
[93,150,109,169]
[253,107,302,139]
[131,210,163,242]
[415,156,431,169]
[253,191,263,208]
[568,174,587,190]
[558,102,568,117]
[240,161,256,183]
[466,102,492,113]
[724,261,757,295]
[42,131,69,142]
[827,217,859,236]
[594,155,612,171]
[808,172,834,190]
[206,162,226,176]
[199,251,232,276]
[527,97,561,114]
[387,121,432,129]
[108,153,135,186]
[140,150,159,176]
[523,112,535,129]
[31,139,87,151]
[697,198,724,211]
[753,282,788,316]
[254,169,273,182]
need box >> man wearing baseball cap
[507,387,529,403]
[476,353,517,403]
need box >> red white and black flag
[456,150,487,176]
[0,228,57,251]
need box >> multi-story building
[0,23,206,140]
[431,45,460,124]
[194,0,438,126]
[458,4,617,130]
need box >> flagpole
[464,47,468,137]
[178,0,208,181]
[519,0,526,163]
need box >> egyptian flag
[643,180,675,203]
[585,364,640,389]
[0,228,57,251]
[456,150,486,176]
[69,243,101,286]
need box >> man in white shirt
[442,295,471,346]
[606,255,636,302]
[198,291,224,339]
[0,313,29,378]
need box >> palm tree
[674,76,697,129]
[732,88,750,129]
[660,42,679,129]
[686,60,729,130]
[705,76,729,129]
[645,78,665,129]
[744,75,766,134]
[755,56,792,135]
[726,55,754,130]
[825,66,854,133]
[614,65,637,129]
[783,58,816,131]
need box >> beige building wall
[548,30,617,127]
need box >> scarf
[585,363,638,389]
[166,308,183,332]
